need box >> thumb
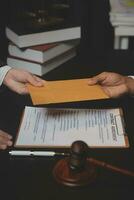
[27,75,44,87]
[88,77,98,85]
[88,72,108,85]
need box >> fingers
[0,130,13,150]
[3,68,45,95]
[33,75,45,83]
[88,72,108,85]
[14,84,28,95]
[5,80,28,95]
[27,74,45,87]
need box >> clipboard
[13,106,129,149]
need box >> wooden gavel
[69,141,134,177]
[53,141,134,187]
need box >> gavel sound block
[53,141,97,187]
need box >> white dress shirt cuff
[128,76,134,79]
[0,65,12,86]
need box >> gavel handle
[87,157,134,178]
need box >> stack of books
[6,40,79,76]
[6,2,81,76]
[109,0,134,26]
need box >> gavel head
[69,140,89,172]
[53,140,97,186]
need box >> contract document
[14,106,129,148]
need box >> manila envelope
[27,78,109,105]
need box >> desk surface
[0,51,134,200]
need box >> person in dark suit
[0,1,45,150]
[0,61,44,150]
[88,72,134,98]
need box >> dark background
[1,0,134,76]
[0,0,134,75]
[0,0,114,61]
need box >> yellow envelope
[27,78,109,105]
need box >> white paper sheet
[15,106,128,148]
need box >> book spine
[7,49,76,76]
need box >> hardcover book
[8,40,79,63]
[6,1,81,48]
[6,26,80,48]
[109,0,134,25]
[7,49,76,76]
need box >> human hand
[0,130,13,150]
[3,68,44,94]
[88,72,134,98]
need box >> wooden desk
[0,53,134,200]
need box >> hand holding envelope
[27,78,109,105]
